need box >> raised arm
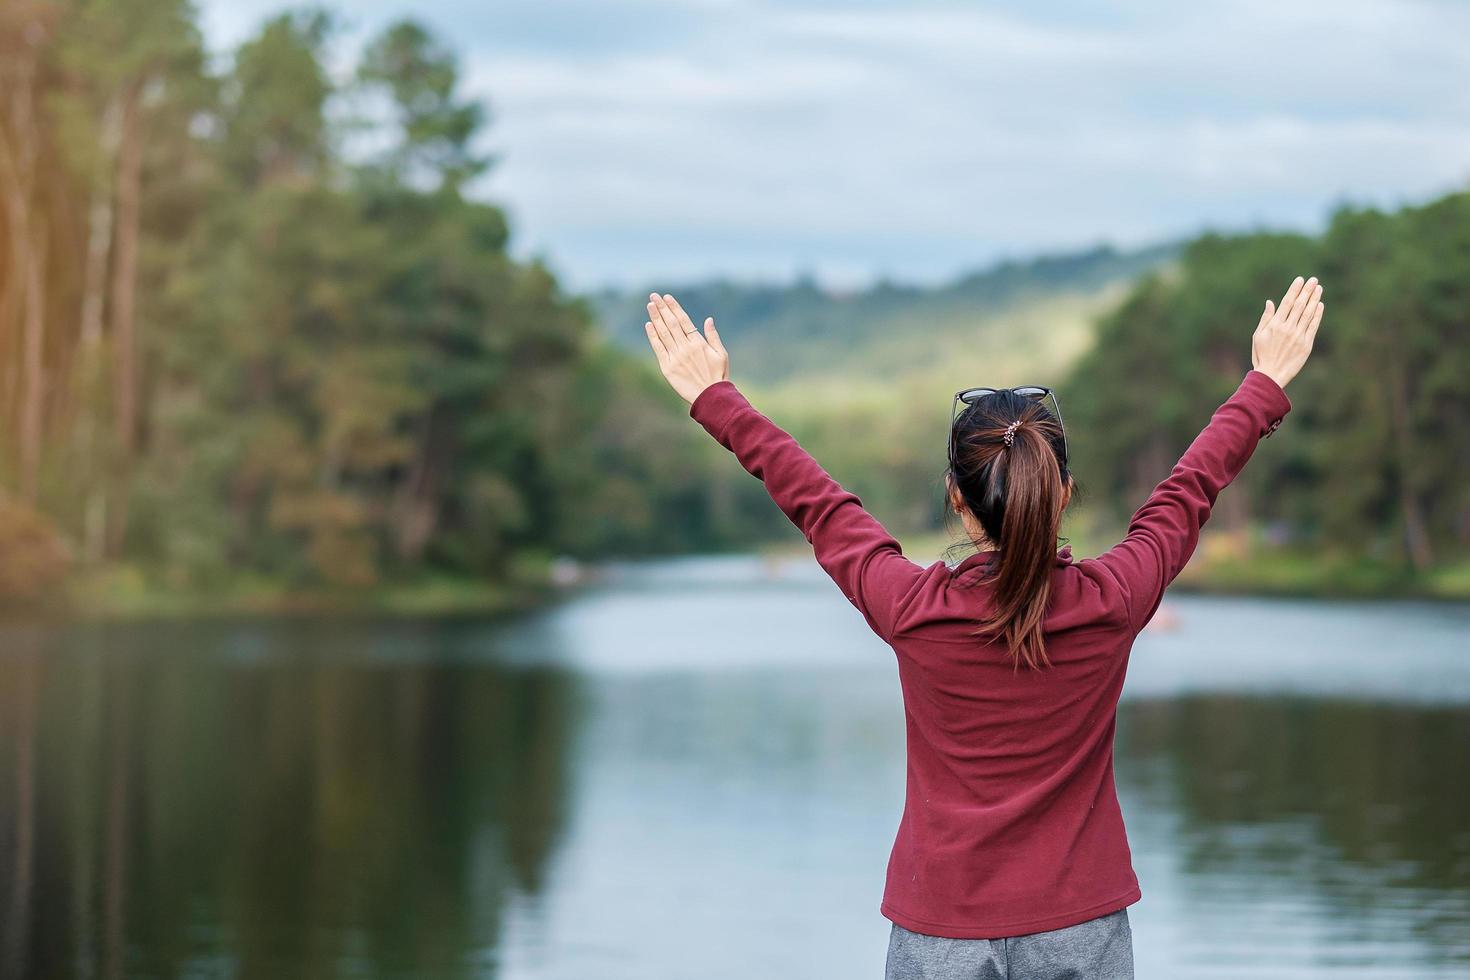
[643,293,924,642]
[1088,276,1324,632]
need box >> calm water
[2,555,1469,979]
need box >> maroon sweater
[688,369,1292,939]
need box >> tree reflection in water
[3,612,1470,979]
[1118,696,1470,966]
[0,620,577,980]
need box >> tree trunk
[78,99,121,353]
[105,82,145,555]
[0,161,30,471]
[1128,434,1172,516]
[18,219,45,502]
[0,59,46,502]
[392,408,446,562]
[0,205,18,424]
[1388,351,1433,570]
[1219,478,1251,556]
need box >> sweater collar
[953,543,1074,575]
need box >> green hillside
[591,243,1178,384]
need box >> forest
[0,2,742,610]
[1067,210,1470,594]
[1,1,1467,612]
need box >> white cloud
[199,0,1470,288]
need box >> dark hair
[947,391,1071,670]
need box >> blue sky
[199,0,1470,290]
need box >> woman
[642,276,1325,980]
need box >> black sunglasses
[948,385,1069,472]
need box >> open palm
[1252,276,1325,389]
[643,293,730,404]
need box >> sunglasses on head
[948,385,1068,473]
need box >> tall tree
[69,0,200,553]
[0,1,59,503]
[356,20,490,193]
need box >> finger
[648,294,681,350]
[1276,277,1305,318]
[1256,300,1275,331]
[1287,279,1323,329]
[1294,283,1322,330]
[644,320,668,360]
[664,294,699,336]
[1285,278,1313,326]
[1287,278,1318,328]
[1306,302,1324,343]
[649,294,678,339]
[704,316,726,355]
[654,293,693,345]
[647,299,673,351]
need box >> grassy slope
[592,243,1176,385]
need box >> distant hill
[591,242,1179,384]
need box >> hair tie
[1002,419,1023,448]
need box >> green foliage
[6,1,1466,608]
[1067,233,1317,511]
[592,243,1177,384]
[0,5,734,604]
[357,20,490,191]
[220,10,334,186]
[1067,200,1470,572]
[581,246,1177,555]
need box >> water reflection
[2,563,1469,979]
[1119,697,1470,976]
[0,622,577,980]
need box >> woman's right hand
[1252,276,1325,389]
[644,293,730,405]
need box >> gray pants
[885,909,1134,980]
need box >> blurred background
[1,1,1468,978]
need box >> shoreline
[838,532,1470,603]
[6,570,558,625]
[10,541,1468,624]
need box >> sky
[198,0,1470,290]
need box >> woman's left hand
[644,293,730,404]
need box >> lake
[2,555,1469,979]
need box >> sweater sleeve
[689,380,926,643]
[1088,369,1292,633]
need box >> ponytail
[949,398,1069,670]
